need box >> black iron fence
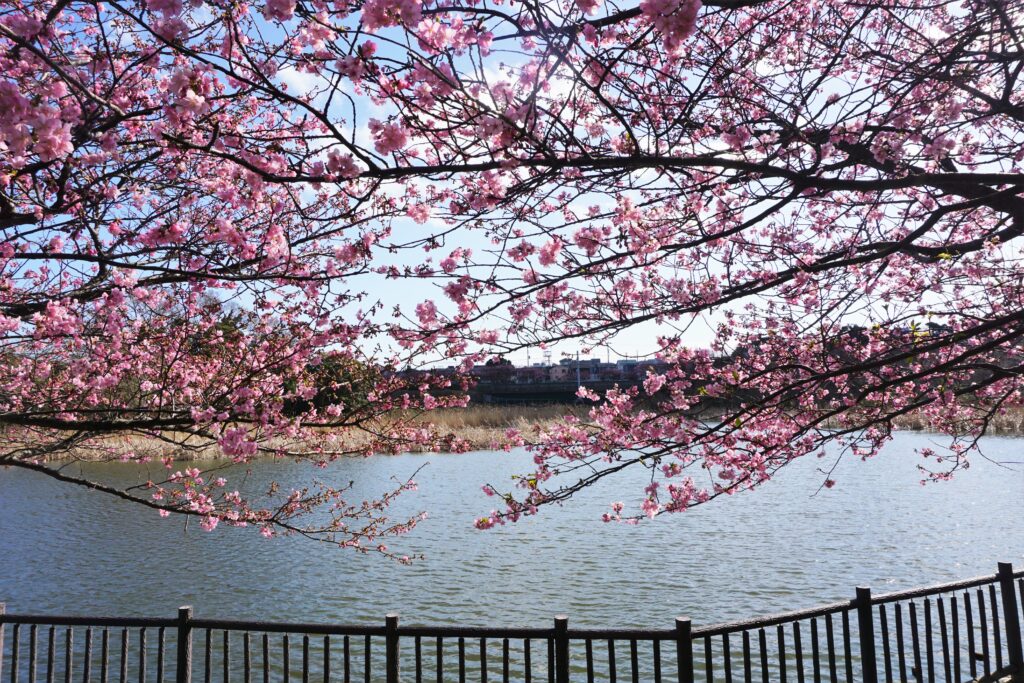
[3,562,1023,682]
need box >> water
[0,432,1022,629]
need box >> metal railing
[2,562,1023,682]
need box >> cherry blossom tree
[2,0,1022,542]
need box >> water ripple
[0,432,1022,629]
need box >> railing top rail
[190,618,386,636]
[2,567,1020,638]
[691,600,852,638]
[566,628,678,640]
[396,625,679,639]
[0,615,177,628]
[869,571,1012,605]
[691,569,1022,638]
[397,625,552,639]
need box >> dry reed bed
[890,406,1024,433]
[14,405,591,462]
[14,404,1024,463]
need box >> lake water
[1,432,1022,630]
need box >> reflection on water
[0,432,1022,629]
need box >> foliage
[2,0,1023,547]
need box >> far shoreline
[11,403,1024,463]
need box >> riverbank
[891,406,1024,433]
[6,405,593,462]
[10,403,1024,462]
[417,403,591,444]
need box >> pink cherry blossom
[361,0,422,32]
[263,0,296,21]
[639,0,701,54]
[538,238,563,267]
[408,204,431,223]
[369,119,409,155]
[1,0,1019,552]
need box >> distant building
[549,365,571,381]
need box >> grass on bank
[14,403,1024,463]
[14,404,593,462]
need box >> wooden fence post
[998,563,1024,678]
[855,587,878,683]
[676,617,694,683]
[554,616,569,683]
[176,607,193,683]
[386,614,400,683]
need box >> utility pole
[576,350,581,388]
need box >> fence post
[998,563,1024,677]
[1,602,6,683]
[675,617,694,683]
[855,587,878,683]
[176,606,193,683]
[554,615,569,683]
[386,613,400,683]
